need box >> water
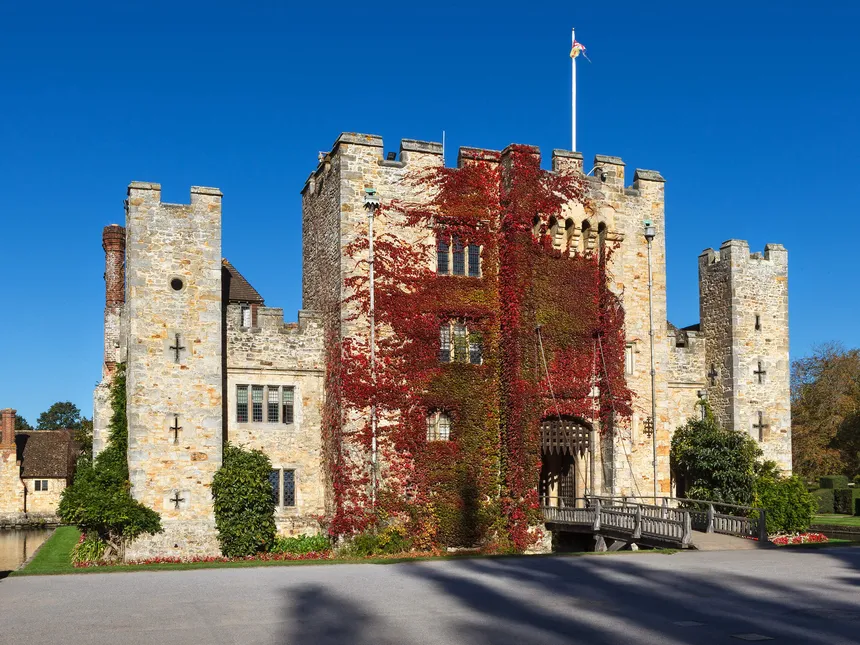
[0,529,53,572]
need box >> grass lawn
[813,514,860,527]
[11,527,677,576]
[13,526,81,575]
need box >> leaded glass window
[467,245,480,276]
[453,322,468,362]
[269,470,280,505]
[469,332,483,365]
[452,236,465,275]
[283,469,296,507]
[252,385,264,422]
[237,385,248,423]
[282,387,295,424]
[437,238,450,275]
[439,325,451,363]
[267,387,279,423]
[426,411,451,441]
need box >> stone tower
[699,240,791,471]
[124,182,224,557]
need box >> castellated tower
[123,182,224,557]
[699,240,791,472]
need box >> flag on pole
[570,39,586,59]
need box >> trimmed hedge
[834,488,860,515]
[812,488,835,514]
[756,475,816,534]
[819,475,849,489]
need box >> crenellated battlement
[126,182,222,206]
[699,240,788,270]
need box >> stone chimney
[102,224,126,374]
[0,408,16,447]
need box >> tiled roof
[15,430,77,479]
[222,259,264,304]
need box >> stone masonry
[123,183,224,558]
[0,409,24,515]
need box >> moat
[0,529,52,572]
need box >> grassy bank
[11,528,677,576]
[813,514,860,527]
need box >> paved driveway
[2,547,860,644]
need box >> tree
[14,415,32,431]
[670,410,761,506]
[75,417,93,460]
[36,401,82,430]
[58,365,161,561]
[211,443,277,557]
[791,343,860,480]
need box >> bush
[271,534,331,555]
[671,412,761,505]
[58,365,161,560]
[342,526,412,557]
[211,443,276,557]
[854,474,860,486]
[755,475,817,533]
[811,488,835,514]
[819,475,849,489]
[71,534,107,564]
[833,488,860,514]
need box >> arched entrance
[539,416,592,507]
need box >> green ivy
[211,443,276,557]
[58,364,162,560]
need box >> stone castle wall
[21,478,66,514]
[225,304,326,535]
[665,328,707,436]
[0,410,24,514]
[124,183,224,558]
[700,241,791,471]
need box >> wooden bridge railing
[541,497,693,547]
[578,495,768,543]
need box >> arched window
[426,410,451,441]
[580,220,591,255]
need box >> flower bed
[74,550,334,568]
[770,532,829,546]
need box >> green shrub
[271,534,331,554]
[58,365,162,560]
[833,488,860,514]
[755,475,817,533]
[342,526,412,557]
[819,475,849,489]
[211,443,276,557]
[671,413,761,505]
[812,488,835,514]
[854,474,860,486]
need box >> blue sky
[1,1,858,423]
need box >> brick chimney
[0,408,16,447]
[102,224,126,374]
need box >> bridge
[542,496,769,551]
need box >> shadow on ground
[281,547,860,645]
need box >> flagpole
[571,27,577,152]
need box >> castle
[92,133,791,557]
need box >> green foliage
[211,443,276,557]
[36,401,82,430]
[342,526,412,557]
[755,473,816,533]
[71,534,107,564]
[833,488,860,514]
[58,365,161,560]
[812,488,835,514]
[14,415,32,431]
[74,417,93,460]
[670,413,761,506]
[854,475,860,485]
[271,534,331,555]
[819,475,849,489]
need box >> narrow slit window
[267,387,279,423]
[755,314,761,331]
[252,385,264,423]
[269,470,280,505]
[283,469,296,507]
[625,346,634,375]
[452,236,465,275]
[241,304,252,328]
[439,324,451,363]
[467,245,480,277]
[237,385,249,423]
[282,387,295,424]
[437,237,450,275]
